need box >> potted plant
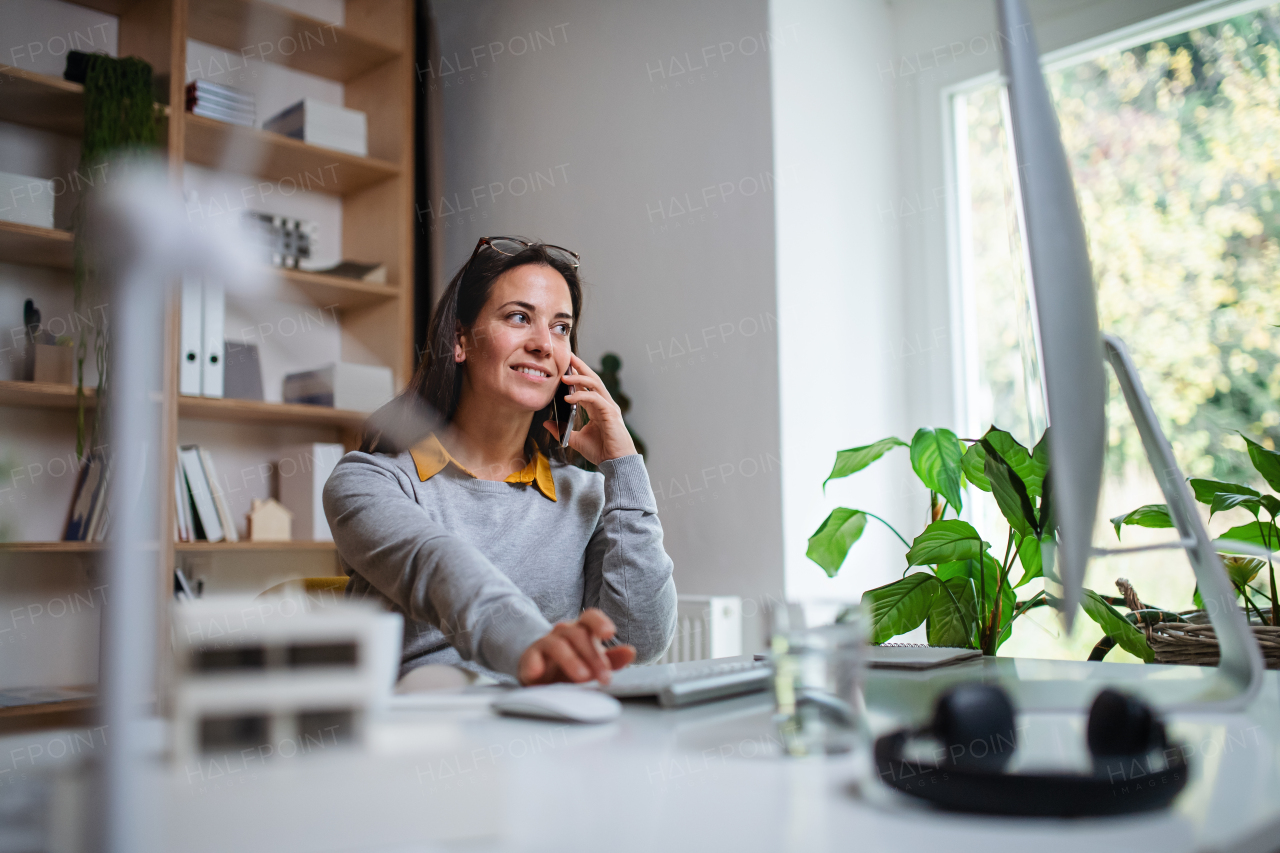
[70,52,161,456]
[811,426,1157,661]
[1111,433,1280,667]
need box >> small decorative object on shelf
[263,98,368,157]
[242,210,316,269]
[20,299,74,384]
[283,362,393,412]
[248,498,292,542]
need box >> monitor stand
[1009,335,1266,714]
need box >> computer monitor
[996,0,1264,709]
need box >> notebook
[866,644,984,670]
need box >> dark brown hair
[361,238,582,458]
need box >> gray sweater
[322,450,677,682]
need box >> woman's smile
[511,363,554,380]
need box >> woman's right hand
[518,608,636,686]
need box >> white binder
[200,281,225,398]
[179,276,203,396]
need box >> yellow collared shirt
[409,434,557,502]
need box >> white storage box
[283,362,394,412]
[263,98,368,157]
[279,442,345,541]
[0,171,56,228]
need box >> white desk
[146,657,1280,853]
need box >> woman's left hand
[543,353,637,466]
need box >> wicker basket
[1116,579,1280,669]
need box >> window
[954,4,1280,659]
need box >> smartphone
[552,365,577,447]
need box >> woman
[323,236,677,686]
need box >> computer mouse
[491,685,622,723]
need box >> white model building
[170,594,401,763]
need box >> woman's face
[457,263,574,414]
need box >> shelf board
[0,65,83,136]
[0,541,102,553]
[0,541,334,554]
[184,114,398,196]
[0,380,93,410]
[178,395,367,428]
[0,687,96,719]
[176,540,336,552]
[0,220,74,270]
[188,0,399,82]
[277,268,398,310]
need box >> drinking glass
[766,600,868,757]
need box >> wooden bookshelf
[0,0,415,718]
[0,221,74,269]
[184,114,398,196]
[0,65,84,135]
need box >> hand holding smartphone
[554,365,577,448]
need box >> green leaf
[982,427,1045,498]
[1215,521,1280,554]
[1262,495,1280,519]
[1031,428,1051,493]
[993,583,1018,651]
[960,442,991,492]
[1189,478,1259,506]
[910,428,965,512]
[926,577,979,648]
[1210,491,1261,519]
[822,438,907,489]
[1015,533,1042,587]
[1192,585,1205,610]
[981,439,1038,537]
[1242,434,1280,493]
[806,509,868,577]
[862,573,939,644]
[1081,590,1155,663]
[1109,504,1172,540]
[906,519,989,567]
[936,553,1003,619]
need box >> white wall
[428,0,787,647]
[769,0,917,605]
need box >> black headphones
[874,682,1189,817]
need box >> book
[185,80,255,107]
[85,462,111,541]
[188,102,256,127]
[199,448,239,543]
[64,454,107,541]
[224,341,264,401]
[179,446,223,542]
[174,453,191,542]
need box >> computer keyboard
[601,656,771,708]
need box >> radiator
[657,595,743,664]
